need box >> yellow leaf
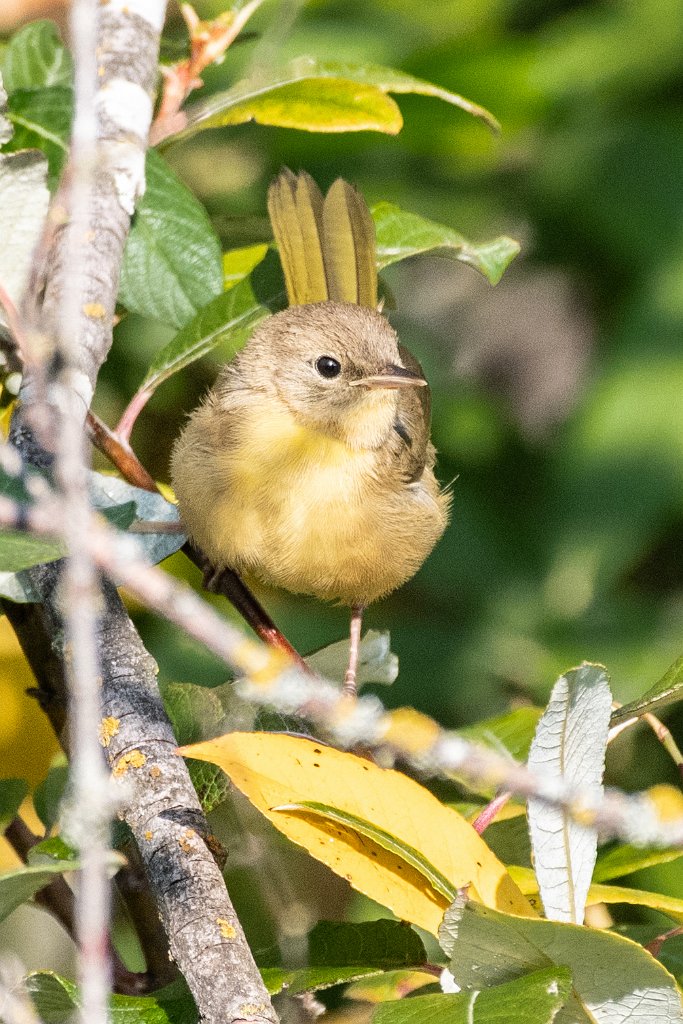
[181,732,534,934]
[509,865,683,924]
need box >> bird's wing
[394,343,433,483]
[268,169,378,309]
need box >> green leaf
[137,274,275,395]
[4,87,73,186]
[0,530,64,572]
[510,864,683,924]
[33,761,69,833]
[373,968,572,1024]
[610,655,683,723]
[0,147,50,332]
[89,473,185,567]
[27,973,197,1024]
[162,680,255,815]
[223,243,269,289]
[275,801,457,902]
[0,470,181,602]
[165,56,498,146]
[527,663,611,925]
[162,76,403,144]
[373,202,520,286]
[449,707,543,798]
[457,706,543,761]
[0,861,77,923]
[119,149,223,329]
[287,57,500,132]
[0,779,28,831]
[594,841,683,882]
[28,836,77,864]
[2,21,73,92]
[262,920,427,995]
[305,630,398,688]
[440,900,683,1024]
[101,501,137,531]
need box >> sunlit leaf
[345,970,435,1003]
[510,864,683,924]
[287,57,499,132]
[161,75,403,144]
[440,899,683,1024]
[594,841,683,883]
[166,56,498,146]
[372,203,520,285]
[372,968,572,1024]
[610,655,683,723]
[119,149,223,329]
[1,21,73,92]
[527,663,611,924]
[180,732,534,935]
[223,243,269,289]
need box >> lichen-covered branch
[5,0,280,1019]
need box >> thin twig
[50,4,113,1022]
[1,487,682,849]
[610,700,683,781]
[645,925,683,959]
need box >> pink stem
[472,791,512,834]
[115,386,153,444]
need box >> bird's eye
[315,355,342,379]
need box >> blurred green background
[100,0,683,774]
[2,0,683,982]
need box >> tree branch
[4,0,280,1018]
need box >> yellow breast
[175,398,447,606]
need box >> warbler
[171,169,450,692]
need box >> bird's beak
[349,364,427,390]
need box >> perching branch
[1,485,682,850]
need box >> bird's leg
[342,604,365,698]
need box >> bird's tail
[267,168,378,310]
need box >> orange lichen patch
[178,828,197,853]
[98,716,120,748]
[112,749,147,777]
[144,830,153,841]
[217,917,236,939]
[241,1006,267,1017]
[83,302,107,319]
[149,765,162,779]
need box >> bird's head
[232,302,426,449]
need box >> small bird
[171,169,450,693]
